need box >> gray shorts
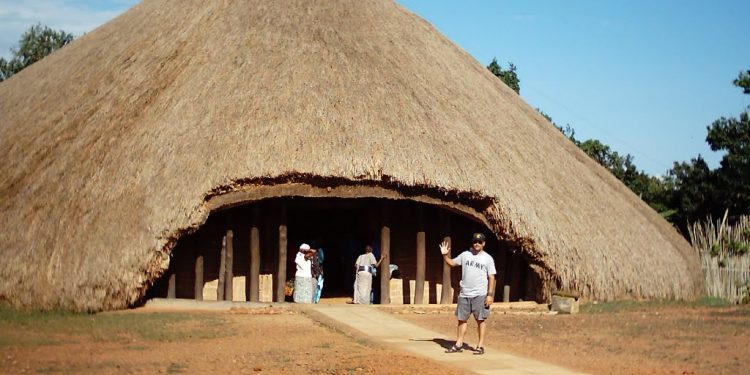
[456,295,490,321]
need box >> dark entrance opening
[146,197,538,304]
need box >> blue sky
[1,0,747,176]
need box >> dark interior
[146,197,537,303]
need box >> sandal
[473,346,485,355]
[445,344,464,353]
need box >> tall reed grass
[689,213,750,304]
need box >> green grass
[166,362,187,373]
[0,334,65,347]
[0,302,233,347]
[580,296,734,314]
[695,296,733,307]
[33,361,121,373]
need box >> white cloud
[0,0,137,59]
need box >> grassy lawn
[580,296,733,313]
[0,302,232,347]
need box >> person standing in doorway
[294,243,314,303]
[311,246,325,303]
[353,245,386,304]
[440,233,497,355]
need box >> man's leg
[476,319,486,348]
[447,297,471,352]
[456,320,468,347]
[473,294,490,352]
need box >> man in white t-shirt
[440,233,497,355]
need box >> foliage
[734,70,750,94]
[705,113,750,219]
[0,23,73,82]
[662,156,718,226]
[667,69,750,227]
[487,57,520,94]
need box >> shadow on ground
[410,338,475,352]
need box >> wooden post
[380,204,391,304]
[194,255,204,301]
[167,273,176,299]
[276,204,288,303]
[440,213,453,304]
[413,206,425,304]
[217,236,226,301]
[415,232,426,305]
[249,223,260,302]
[441,236,452,304]
[224,229,234,301]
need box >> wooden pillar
[276,204,288,303]
[224,229,234,301]
[249,206,261,302]
[194,255,204,301]
[167,273,176,299]
[414,231,426,304]
[217,235,226,301]
[379,205,391,304]
[440,213,453,304]
[441,235,452,304]
[414,208,426,304]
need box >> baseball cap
[299,243,311,250]
[471,233,486,242]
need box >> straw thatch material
[0,0,702,311]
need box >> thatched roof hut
[0,0,702,311]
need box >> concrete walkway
[305,304,588,375]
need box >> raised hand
[439,240,451,255]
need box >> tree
[659,69,750,230]
[662,156,717,226]
[487,58,520,94]
[0,24,74,82]
[704,70,750,218]
[734,70,750,94]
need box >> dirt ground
[0,305,465,375]
[389,300,750,375]
[1,300,748,374]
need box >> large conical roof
[0,0,702,310]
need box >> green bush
[728,241,750,255]
[710,242,723,257]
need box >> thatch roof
[0,0,702,311]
